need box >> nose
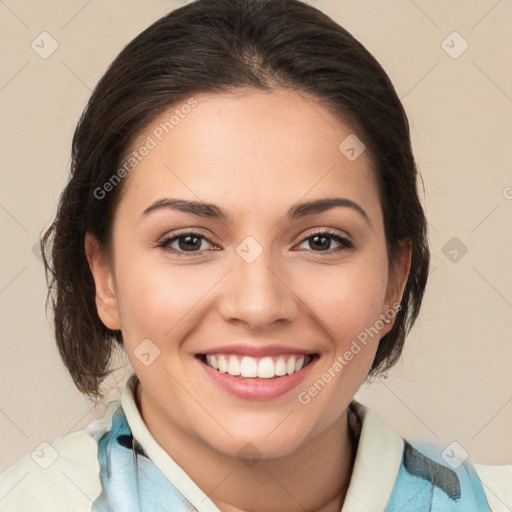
[217,246,299,330]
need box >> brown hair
[41,0,430,400]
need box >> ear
[84,232,121,330]
[379,240,412,337]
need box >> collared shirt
[1,373,511,511]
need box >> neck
[137,384,357,512]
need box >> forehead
[117,88,380,224]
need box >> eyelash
[155,229,354,257]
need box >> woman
[1,0,510,510]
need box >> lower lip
[196,356,317,400]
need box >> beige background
[1,0,511,473]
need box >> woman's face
[87,88,410,459]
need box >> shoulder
[473,462,512,512]
[345,401,511,511]
[389,439,511,511]
[0,400,120,512]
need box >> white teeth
[218,355,228,373]
[294,356,305,372]
[286,357,296,375]
[274,357,287,376]
[203,354,312,378]
[257,357,275,379]
[227,355,241,376]
[240,356,258,378]
[208,355,219,370]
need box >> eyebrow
[139,197,371,226]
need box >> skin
[86,87,411,512]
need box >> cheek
[297,257,388,343]
[113,254,205,341]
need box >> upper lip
[197,343,316,357]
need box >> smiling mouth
[195,353,319,379]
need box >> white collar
[121,373,404,512]
[342,399,404,511]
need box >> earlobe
[84,232,121,330]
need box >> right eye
[156,231,218,256]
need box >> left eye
[296,231,354,252]
[156,230,353,256]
